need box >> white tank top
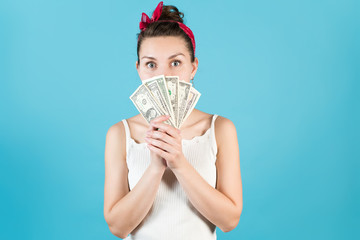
[122,114,219,240]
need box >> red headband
[138,1,196,56]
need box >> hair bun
[158,5,184,23]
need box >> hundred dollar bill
[178,86,201,129]
[164,76,179,128]
[129,83,175,128]
[143,75,176,126]
[177,80,192,128]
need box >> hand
[145,119,187,170]
[146,115,171,171]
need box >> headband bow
[139,1,163,31]
[138,1,196,56]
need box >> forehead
[139,36,189,58]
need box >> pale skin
[103,36,243,238]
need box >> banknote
[130,75,201,129]
[164,76,179,127]
[177,80,192,128]
[129,83,175,127]
[143,75,176,126]
[178,86,201,129]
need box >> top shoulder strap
[121,119,131,155]
[210,114,219,156]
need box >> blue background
[0,0,359,239]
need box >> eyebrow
[168,53,185,59]
[141,53,185,60]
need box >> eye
[146,62,156,69]
[171,60,181,67]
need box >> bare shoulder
[107,120,125,138]
[214,115,238,148]
[105,120,127,159]
[214,115,237,130]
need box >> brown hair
[137,5,195,63]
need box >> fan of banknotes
[129,75,201,129]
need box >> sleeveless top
[121,114,219,240]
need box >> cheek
[179,67,193,81]
[137,66,152,80]
[140,73,152,81]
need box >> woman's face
[136,36,198,82]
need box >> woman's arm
[147,116,243,232]
[173,116,242,232]
[103,122,166,239]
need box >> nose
[157,65,174,77]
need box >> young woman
[104,2,243,239]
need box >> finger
[149,115,170,131]
[147,115,170,131]
[151,121,181,138]
[148,130,179,147]
[147,143,172,159]
[145,138,175,154]
[150,115,170,124]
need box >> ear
[190,57,199,79]
[136,60,140,76]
